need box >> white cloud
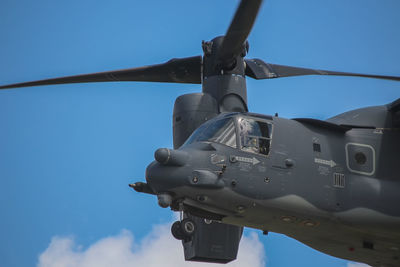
[347,262,371,267]
[38,223,265,267]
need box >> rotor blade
[218,0,262,63]
[0,56,202,90]
[245,58,400,81]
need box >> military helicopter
[1,1,400,266]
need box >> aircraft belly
[172,184,400,266]
[224,194,400,267]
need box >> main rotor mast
[201,36,249,113]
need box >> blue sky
[0,0,399,266]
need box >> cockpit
[184,113,273,156]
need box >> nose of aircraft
[145,148,189,194]
[145,147,226,209]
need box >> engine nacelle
[173,93,218,149]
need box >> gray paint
[145,105,400,267]
[2,0,400,265]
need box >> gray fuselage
[146,105,400,267]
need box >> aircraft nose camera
[154,148,187,166]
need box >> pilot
[238,118,259,153]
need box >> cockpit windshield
[184,114,273,154]
[184,117,237,148]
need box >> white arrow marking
[236,156,260,165]
[314,158,336,168]
[252,157,260,165]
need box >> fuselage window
[238,117,272,156]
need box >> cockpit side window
[238,117,272,156]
